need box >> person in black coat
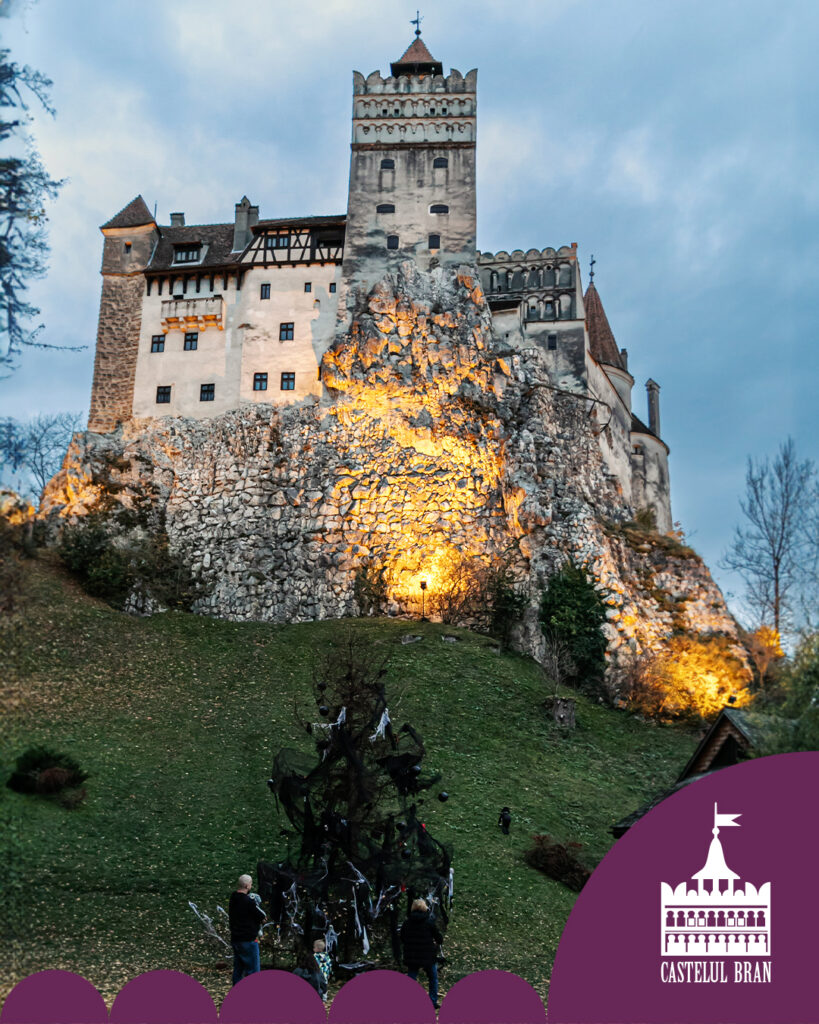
[399,898,443,1008]
[228,873,266,986]
[292,948,326,998]
[498,807,512,835]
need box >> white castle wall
[131,265,341,420]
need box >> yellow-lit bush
[624,635,753,721]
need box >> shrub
[539,561,608,693]
[621,635,753,722]
[524,834,592,892]
[353,560,390,616]
[7,745,89,805]
[58,510,195,610]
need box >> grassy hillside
[1,558,695,1005]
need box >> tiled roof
[391,36,444,76]
[396,37,437,65]
[253,215,346,231]
[101,195,155,230]
[584,281,625,370]
[631,413,657,438]
[147,223,238,272]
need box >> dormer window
[173,244,201,264]
[265,233,290,249]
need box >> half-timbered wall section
[129,215,345,420]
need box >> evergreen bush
[539,560,608,693]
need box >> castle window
[265,233,290,249]
[156,385,171,404]
[150,335,165,353]
[428,234,441,250]
[376,203,395,214]
[429,204,449,214]
[329,282,337,293]
[200,383,215,402]
[253,372,268,391]
[279,322,294,341]
[184,332,199,350]
[281,372,295,390]
[380,158,395,169]
[304,282,312,293]
[173,244,201,264]
[433,157,448,168]
[386,235,399,250]
[441,106,448,114]
[429,105,435,114]
[547,333,557,351]
[260,283,270,300]
[394,107,400,115]
[124,242,132,253]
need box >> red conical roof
[584,281,625,370]
[391,37,443,77]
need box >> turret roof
[101,195,155,230]
[391,37,443,77]
[692,836,740,881]
[584,281,625,370]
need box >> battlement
[352,68,477,96]
[479,245,577,264]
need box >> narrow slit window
[548,333,558,350]
[304,282,312,293]
[329,282,337,293]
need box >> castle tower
[88,196,159,432]
[341,35,477,307]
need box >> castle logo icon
[660,803,771,958]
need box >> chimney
[170,212,185,227]
[620,347,628,371]
[233,196,256,252]
[646,378,661,436]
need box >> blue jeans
[232,940,260,985]
[408,962,438,1006]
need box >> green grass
[1,557,695,1005]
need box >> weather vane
[411,10,423,36]
[589,254,596,282]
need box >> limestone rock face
[43,263,739,665]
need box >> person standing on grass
[400,898,443,1009]
[229,873,266,985]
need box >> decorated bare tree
[259,634,452,967]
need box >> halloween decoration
[259,633,452,964]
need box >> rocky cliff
[43,262,739,667]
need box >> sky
[1,0,817,622]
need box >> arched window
[381,158,395,169]
[433,157,448,168]
[428,234,441,250]
[386,235,399,250]
[558,263,572,286]
[429,204,449,214]
[543,265,556,286]
[376,203,395,213]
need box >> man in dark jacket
[399,898,443,1008]
[229,873,266,985]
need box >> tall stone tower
[88,196,159,432]
[341,35,477,308]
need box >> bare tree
[0,411,82,497]
[1,44,80,374]
[722,438,816,635]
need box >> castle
[88,33,672,533]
